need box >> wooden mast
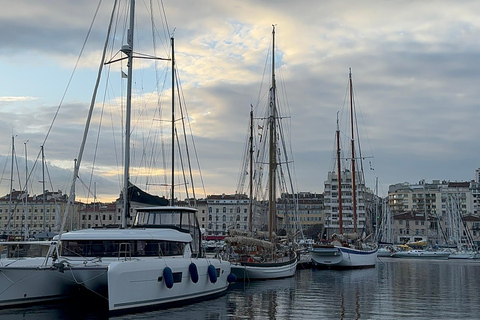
[268,25,277,242]
[248,105,254,233]
[336,113,343,235]
[349,68,357,234]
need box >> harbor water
[1,258,480,319]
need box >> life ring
[163,267,174,289]
[189,262,199,283]
[207,265,217,283]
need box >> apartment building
[323,170,375,238]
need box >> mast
[72,158,76,231]
[41,145,46,232]
[268,25,277,242]
[170,37,175,206]
[349,68,357,234]
[336,113,343,235]
[7,135,15,236]
[23,140,28,240]
[122,0,135,228]
[248,105,254,233]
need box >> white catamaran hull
[0,257,108,307]
[310,246,377,268]
[0,258,70,307]
[107,258,231,311]
[230,256,297,281]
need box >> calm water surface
[1,258,480,319]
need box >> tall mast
[8,135,15,236]
[122,0,135,228]
[248,105,254,233]
[41,145,46,232]
[336,113,343,235]
[349,68,357,234]
[268,25,277,241]
[170,37,175,206]
[23,140,28,240]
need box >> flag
[258,125,263,130]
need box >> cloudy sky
[0,0,479,203]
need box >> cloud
[1,0,480,203]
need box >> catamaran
[0,0,234,311]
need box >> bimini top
[54,228,192,243]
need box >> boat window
[173,272,182,283]
[60,240,186,257]
[133,209,201,255]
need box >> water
[2,258,480,319]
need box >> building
[202,194,250,239]
[392,211,480,247]
[0,189,79,240]
[388,180,474,217]
[323,170,376,239]
[277,192,323,236]
[387,178,480,246]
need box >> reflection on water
[2,259,480,319]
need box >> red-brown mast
[336,113,343,235]
[349,68,357,234]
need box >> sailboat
[0,0,234,311]
[376,198,396,257]
[225,26,297,281]
[309,69,378,269]
[445,194,479,259]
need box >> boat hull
[0,257,108,307]
[107,258,231,311]
[310,245,378,269]
[230,256,297,281]
[391,250,450,259]
[448,251,480,259]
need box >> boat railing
[118,242,132,261]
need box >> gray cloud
[1,0,479,202]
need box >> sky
[0,0,479,203]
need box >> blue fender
[207,265,217,283]
[163,267,174,289]
[227,272,237,283]
[189,262,199,283]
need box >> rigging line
[59,0,118,239]
[41,0,103,149]
[0,154,9,189]
[44,161,58,207]
[235,108,253,194]
[174,126,190,202]
[87,52,116,203]
[149,0,170,187]
[175,68,197,203]
[77,176,95,200]
[159,0,171,42]
[14,148,22,191]
[86,86,108,205]
[174,65,206,202]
